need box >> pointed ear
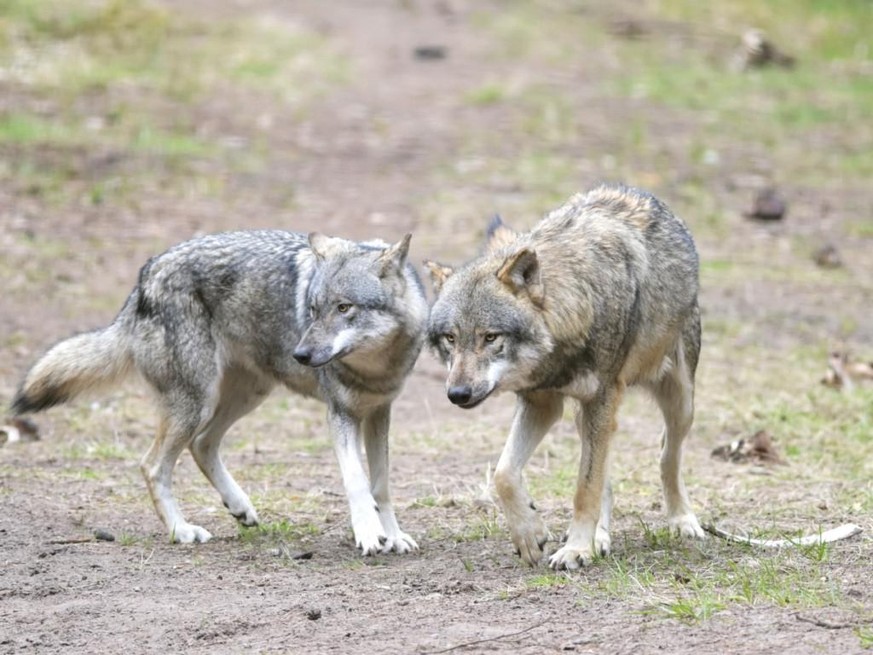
[496,247,544,307]
[423,260,454,296]
[485,214,519,254]
[308,232,348,261]
[377,233,411,277]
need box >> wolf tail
[11,322,134,415]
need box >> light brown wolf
[426,185,705,569]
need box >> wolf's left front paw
[382,530,419,554]
[548,543,595,570]
[669,513,705,539]
[225,500,259,527]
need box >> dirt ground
[1,1,871,653]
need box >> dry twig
[422,618,550,654]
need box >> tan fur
[427,184,705,570]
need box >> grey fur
[13,229,427,554]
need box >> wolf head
[425,218,553,408]
[293,232,419,369]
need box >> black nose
[447,385,473,406]
[293,348,312,365]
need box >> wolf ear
[485,215,519,254]
[308,232,348,262]
[377,233,412,277]
[423,260,454,296]
[497,247,544,307]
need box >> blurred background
[0,1,871,650]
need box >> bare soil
[1,1,871,653]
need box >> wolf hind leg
[494,391,563,566]
[649,339,704,540]
[363,404,417,554]
[141,404,213,544]
[190,368,272,528]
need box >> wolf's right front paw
[171,522,212,544]
[352,510,387,556]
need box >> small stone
[745,188,786,221]
[413,46,447,60]
[94,529,115,542]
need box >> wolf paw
[381,530,419,555]
[509,519,550,566]
[225,501,259,527]
[352,510,388,556]
[171,522,212,544]
[669,513,705,539]
[594,526,611,557]
[548,544,595,570]
[356,532,388,556]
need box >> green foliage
[238,519,321,543]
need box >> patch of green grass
[655,0,872,61]
[653,594,725,622]
[845,219,873,239]
[857,625,873,650]
[77,468,103,481]
[131,126,213,157]
[526,572,573,589]
[238,518,322,543]
[455,515,502,543]
[0,114,84,146]
[117,533,139,547]
[607,539,848,624]
[0,0,346,100]
[60,438,131,462]
[597,556,657,598]
[465,82,508,106]
[529,460,577,498]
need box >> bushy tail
[11,323,133,415]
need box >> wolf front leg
[494,391,563,565]
[549,385,622,570]
[363,404,418,554]
[329,405,386,555]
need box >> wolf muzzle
[447,385,473,406]
[447,384,493,409]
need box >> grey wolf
[425,185,705,569]
[12,230,428,555]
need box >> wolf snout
[447,385,473,406]
[293,346,313,366]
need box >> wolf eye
[484,333,500,343]
[309,305,317,318]
[337,303,352,314]
[443,334,455,344]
